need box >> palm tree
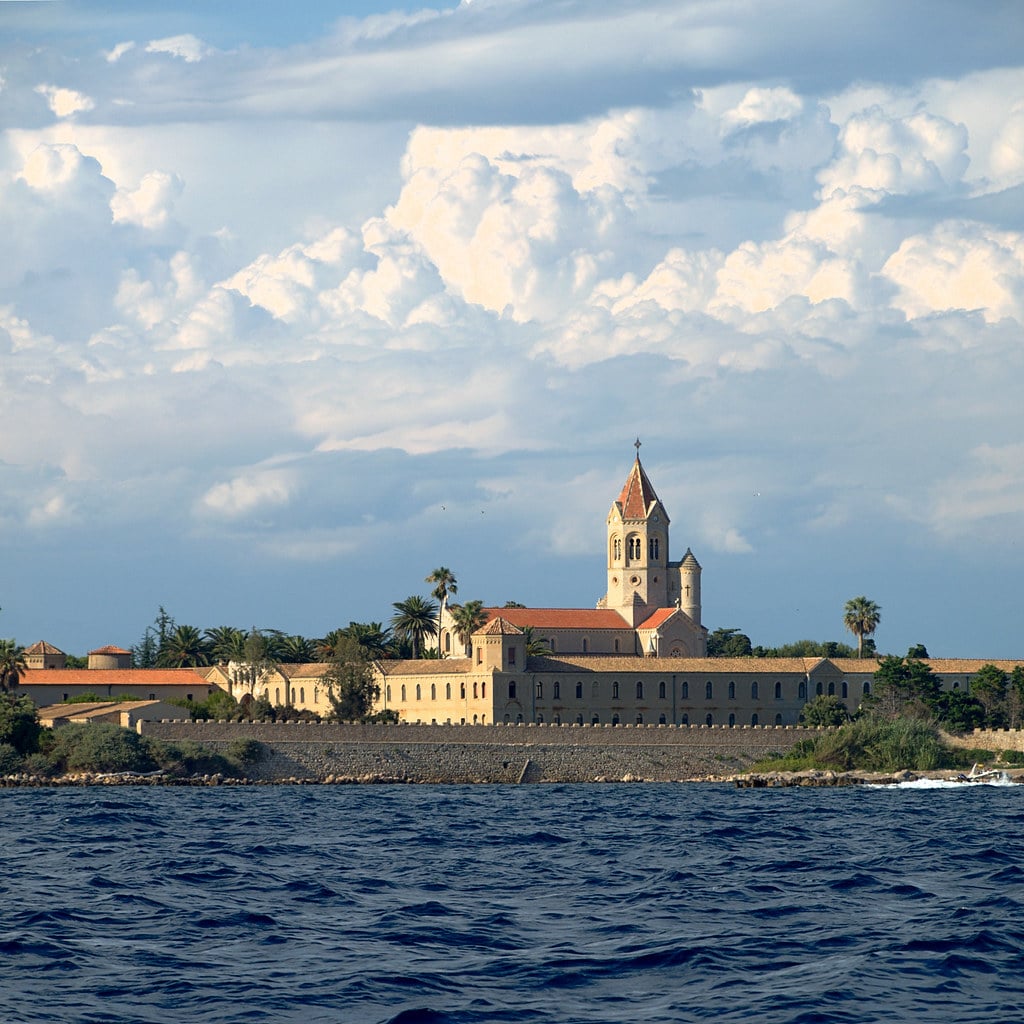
[278,635,317,664]
[451,600,487,656]
[843,596,881,659]
[316,629,348,662]
[426,567,457,658]
[204,625,247,664]
[342,621,393,661]
[390,596,439,659]
[0,639,28,693]
[157,624,212,667]
[521,626,551,658]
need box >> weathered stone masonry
[139,721,826,782]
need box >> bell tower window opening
[649,538,659,560]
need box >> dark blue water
[2,784,1022,1024]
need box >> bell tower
[604,440,671,626]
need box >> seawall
[138,720,826,782]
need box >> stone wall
[942,728,1024,754]
[138,720,825,782]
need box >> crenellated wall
[138,720,828,782]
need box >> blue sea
[2,783,1022,1024]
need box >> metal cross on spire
[634,437,642,456]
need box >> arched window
[446,683,451,699]
[508,681,516,699]
[659,714,667,724]
[549,637,556,653]
[537,714,544,724]
[705,713,713,726]
[482,682,486,698]
[614,639,620,653]
[401,685,406,701]
[751,713,759,726]
[636,681,644,699]
[300,687,305,704]
[612,713,620,725]
[682,713,689,725]
[431,684,436,700]
[751,681,759,699]
[681,681,689,698]
[798,681,806,699]
[775,682,782,699]
[444,632,451,653]
[576,681,583,699]
[612,681,620,699]
[576,713,584,724]
[460,682,466,698]
[705,681,713,700]
[728,713,736,727]
[592,714,600,725]
[649,537,659,559]
[553,681,560,699]
[613,537,622,560]
[275,687,281,704]
[554,714,560,724]
[842,681,848,698]
[536,681,543,698]
[386,685,392,701]
[636,713,644,725]
[863,681,871,696]
[728,681,735,699]
[473,682,478,698]
[816,682,823,696]
[416,684,421,700]
[659,681,666,699]
[828,682,835,696]
[582,638,588,653]
[775,713,783,725]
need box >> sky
[2,0,1023,659]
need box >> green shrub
[0,694,42,756]
[22,751,58,777]
[226,738,266,765]
[151,739,234,777]
[0,742,23,774]
[750,716,955,772]
[50,723,158,773]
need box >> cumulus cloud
[110,170,183,230]
[34,84,95,118]
[200,469,296,518]
[883,222,1024,323]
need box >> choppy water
[2,783,1022,1024]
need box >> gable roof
[480,608,631,631]
[616,457,661,519]
[636,608,679,630]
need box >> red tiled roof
[636,608,678,630]
[25,640,65,655]
[88,645,132,655]
[22,668,209,685]
[481,608,631,631]
[616,458,660,519]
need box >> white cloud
[818,108,969,198]
[723,86,803,128]
[883,223,1024,323]
[201,469,296,518]
[34,84,95,118]
[145,34,213,63]
[110,170,183,230]
[104,41,136,63]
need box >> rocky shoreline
[3,767,1024,787]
